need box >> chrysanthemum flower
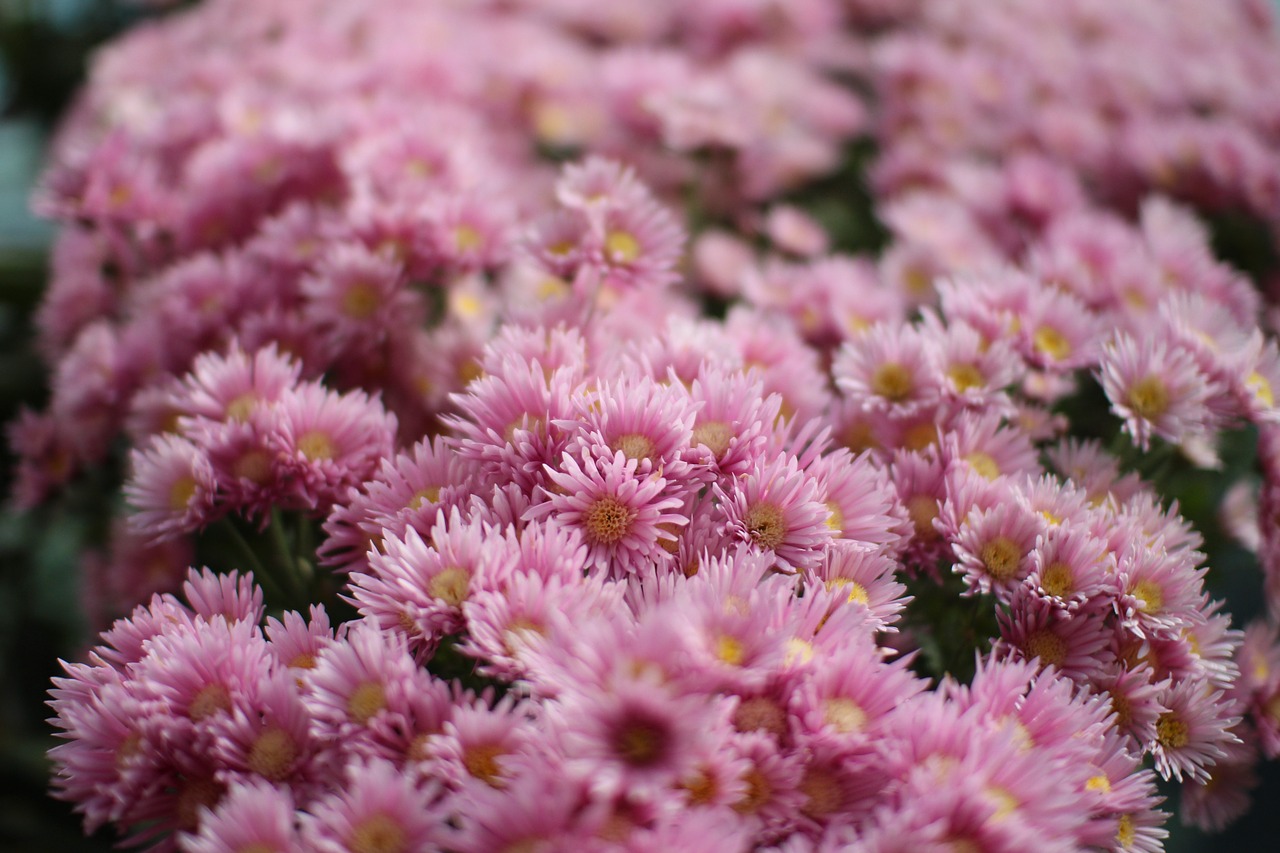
[952,501,1043,600]
[1024,525,1116,612]
[997,589,1112,683]
[834,322,941,417]
[179,778,303,853]
[1115,540,1208,640]
[1099,332,1217,450]
[124,433,219,542]
[717,451,832,575]
[299,757,447,853]
[1149,676,1241,783]
[526,444,686,577]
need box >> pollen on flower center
[1033,325,1071,360]
[1040,562,1075,597]
[612,433,655,461]
[189,683,232,721]
[871,362,913,401]
[692,420,734,458]
[716,635,746,666]
[1126,375,1170,419]
[1247,371,1274,407]
[745,502,787,550]
[583,496,634,545]
[1156,712,1189,749]
[612,717,668,767]
[605,229,641,263]
[462,742,508,786]
[409,486,440,510]
[453,224,483,253]
[1023,629,1067,668]
[948,362,984,392]
[1131,578,1163,613]
[1108,689,1133,728]
[247,727,299,781]
[907,494,940,540]
[297,430,335,461]
[347,681,387,724]
[965,451,1000,480]
[342,282,381,319]
[428,566,471,606]
[799,766,843,817]
[827,577,870,605]
[349,813,407,853]
[226,392,257,421]
[823,698,867,734]
[234,449,273,483]
[169,475,198,511]
[981,536,1022,581]
[1117,814,1136,847]
[175,776,225,831]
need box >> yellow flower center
[948,362,985,392]
[981,536,1022,582]
[692,420,733,458]
[1040,561,1075,598]
[247,727,298,781]
[799,766,843,817]
[871,362,914,402]
[1247,371,1274,408]
[744,502,787,550]
[409,486,440,510]
[965,451,1000,480]
[1023,629,1067,668]
[347,681,387,724]
[1156,712,1189,749]
[1033,325,1071,361]
[1126,375,1170,419]
[462,742,508,786]
[826,577,870,605]
[907,495,940,540]
[716,635,745,666]
[605,229,642,263]
[234,449,272,483]
[297,430,335,461]
[1131,579,1163,614]
[612,433,655,462]
[453,224,484,253]
[584,496,634,546]
[428,566,471,607]
[1117,813,1136,847]
[349,814,406,853]
[226,392,257,422]
[732,697,788,738]
[169,475,198,511]
[342,282,381,319]
[189,684,232,721]
[823,698,867,734]
[1086,774,1111,794]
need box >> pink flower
[179,779,303,853]
[1149,676,1241,783]
[717,451,832,575]
[299,757,447,853]
[124,433,219,542]
[1099,332,1217,450]
[526,444,686,577]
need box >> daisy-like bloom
[1227,331,1280,425]
[686,363,783,479]
[920,313,1023,410]
[1098,331,1217,450]
[724,307,833,423]
[303,621,423,748]
[168,342,302,427]
[1024,525,1116,612]
[445,353,583,492]
[209,670,324,798]
[810,541,911,631]
[124,433,218,543]
[182,568,264,626]
[300,241,419,360]
[582,187,685,295]
[716,451,832,575]
[1092,663,1164,753]
[525,444,686,577]
[1114,540,1208,640]
[833,322,941,417]
[938,408,1041,484]
[951,500,1043,600]
[789,634,925,752]
[564,371,699,478]
[550,662,732,801]
[179,778,303,853]
[446,765,587,853]
[1149,675,1241,783]
[460,572,622,681]
[806,449,910,555]
[299,757,447,853]
[353,512,519,654]
[264,382,398,513]
[996,588,1112,684]
[1013,282,1101,371]
[420,692,538,793]
[889,449,951,571]
[423,189,513,274]
[1180,735,1260,833]
[264,606,336,676]
[132,616,274,727]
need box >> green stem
[268,508,306,605]
[215,517,286,606]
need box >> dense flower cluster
[21,0,1280,851]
